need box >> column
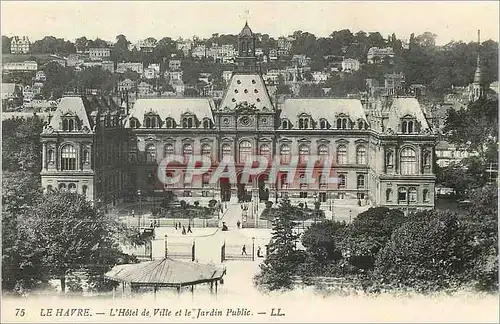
[42,142,47,171]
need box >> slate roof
[386,97,430,131]
[280,98,368,126]
[219,73,274,111]
[125,98,214,127]
[48,97,92,131]
[104,257,226,287]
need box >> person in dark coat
[237,220,241,229]
[241,245,247,255]
[175,222,178,230]
[182,226,186,235]
[187,224,192,233]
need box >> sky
[1,1,499,45]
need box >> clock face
[239,116,251,126]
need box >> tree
[254,198,304,290]
[113,34,130,63]
[337,207,406,271]
[20,191,135,293]
[75,37,89,53]
[2,35,11,53]
[42,62,75,99]
[374,210,477,292]
[301,220,346,263]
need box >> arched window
[145,116,157,128]
[260,144,271,159]
[164,143,174,157]
[222,144,232,158]
[423,189,430,202]
[357,175,365,189]
[402,121,407,133]
[61,145,76,170]
[337,117,348,129]
[386,151,394,167]
[338,174,346,189]
[165,118,174,129]
[336,145,347,165]
[48,149,55,163]
[299,117,309,129]
[408,121,414,133]
[82,185,88,197]
[68,183,77,193]
[400,147,417,175]
[398,187,407,203]
[281,119,291,129]
[386,188,392,202]
[58,183,66,191]
[239,140,252,163]
[47,185,53,192]
[130,118,140,128]
[203,119,211,129]
[356,145,367,164]
[318,144,328,161]
[201,144,211,160]
[299,144,309,164]
[409,187,417,203]
[62,119,68,131]
[183,143,193,163]
[280,144,291,163]
[146,144,156,163]
[320,119,328,129]
[358,120,364,130]
[63,119,75,131]
[182,117,194,128]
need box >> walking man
[187,224,192,233]
[237,220,241,229]
[182,226,186,235]
[242,245,247,255]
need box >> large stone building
[40,23,437,213]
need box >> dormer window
[145,115,158,128]
[298,116,310,129]
[202,119,212,129]
[130,118,140,128]
[281,119,292,129]
[165,118,175,129]
[401,116,416,134]
[336,117,349,130]
[358,120,365,130]
[319,119,329,129]
[182,116,195,128]
[62,117,76,131]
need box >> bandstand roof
[104,257,226,287]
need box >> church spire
[473,29,482,84]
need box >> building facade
[40,23,437,213]
[10,36,30,54]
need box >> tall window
[165,118,174,128]
[386,188,392,202]
[299,144,309,164]
[336,145,347,164]
[386,151,394,167]
[281,119,291,129]
[164,143,174,157]
[47,185,53,192]
[318,144,328,161]
[280,144,291,163]
[82,185,87,196]
[146,144,156,163]
[130,118,140,128]
[357,174,365,189]
[260,144,271,159]
[400,147,417,175]
[239,140,252,163]
[423,189,429,202]
[222,144,232,158]
[68,183,77,193]
[202,173,210,187]
[201,144,211,160]
[183,143,193,163]
[398,187,407,203]
[145,116,157,128]
[338,174,346,189]
[61,145,76,170]
[182,117,194,128]
[203,119,211,129]
[423,151,431,166]
[336,117,348,129]
[402,120,414,134]
[59,183,67,191]
[62,118,75,131]
[280,173,288,189]
[358,120,365,130]
[320,119,328,129]
[83,149,89,163]
[409,187,417,203]
[356,145,367,164]
[298,117,309,129]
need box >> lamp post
[313,192,318,223]
[349,209,352,223]
[137,189,142,228]
[252,237,255,261]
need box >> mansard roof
[280,98,367,124]
[219,73,274,111]
[239,22,254,37]
[386,97,430,131]
[48,96,92,131]
[125,98,214,126]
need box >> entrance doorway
[220,178,231,202]
[319,192,327,202]
[258,174,269,201]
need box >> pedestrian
[222,222,228,231]
[257,246,263,258]
[175,222,178,230]
[178,221,182,228]
[187,224,192,233]
[182,226,186,235]
[237,220,241,229]
[241,245,247,255]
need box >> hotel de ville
[40,22,438,213]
